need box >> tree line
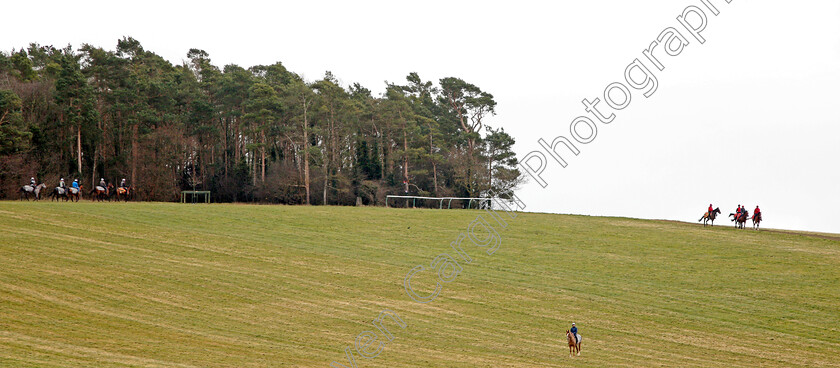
[0,38,521,205]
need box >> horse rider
[59,178,66,189]
[72,179,80,190]
[120,178,128,189]
[99,178,107,188]
[571,323,579,344]
[30,177,36,187]
[754,205,761,219]
[707,203,713,216]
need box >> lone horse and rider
[565,322,582,357]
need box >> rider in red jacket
[708,204,713,214]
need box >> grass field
[0,201,838,367]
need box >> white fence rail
[385,195,495,209]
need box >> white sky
[3,0,839,233]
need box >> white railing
[385,195,495,209]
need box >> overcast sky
[3,0,839,233]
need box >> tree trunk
[261,131,266,183]
[323,167,328,205]
[378,128,385,180]
[323,136,329,205]
[401,110,409,194]
[386,130,393,178]
[76,125,82,175]
[223,117,228,178]
[467,139,475,197]
[324,104,335,205]
[92,145,97,190]
[131,124,138,191]
[429,124,437,195]
[235,117,241,165]
[303,97,311,205]
[488,149,493,195]
[200,138,206,188]
[433,162,438,196]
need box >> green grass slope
[0,201,838,367]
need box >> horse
[565,330,582,357]
[89,183,113,202]
[751,212,762,230]
[115,186,132,202]
[729,211,748,229]
[19,183,46,201]
[698,207,722,227]
[67,186,83,202]
[49,187,69,202]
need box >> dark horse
[19,183,46,201]
[751,212,762,230]
[67,186,83,202]
[566,330,582,357]
[698,207,722,227]
[729,211,749,229]
[49,187,69,202]
[89,184,114,202]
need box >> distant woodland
[0,38,521,205]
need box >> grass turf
[0,201,838,367]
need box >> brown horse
[751,212,762,230]
[89,184,113,202]
[729,211,748,229]
[565,330,581,357]
[115,186,132,202]
[67,186,82,202]
[699,207,721,227]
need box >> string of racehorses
[699,207,762,230]
[19,183,134,202]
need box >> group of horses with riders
[19,177,133,202]
[699,203,762,230]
